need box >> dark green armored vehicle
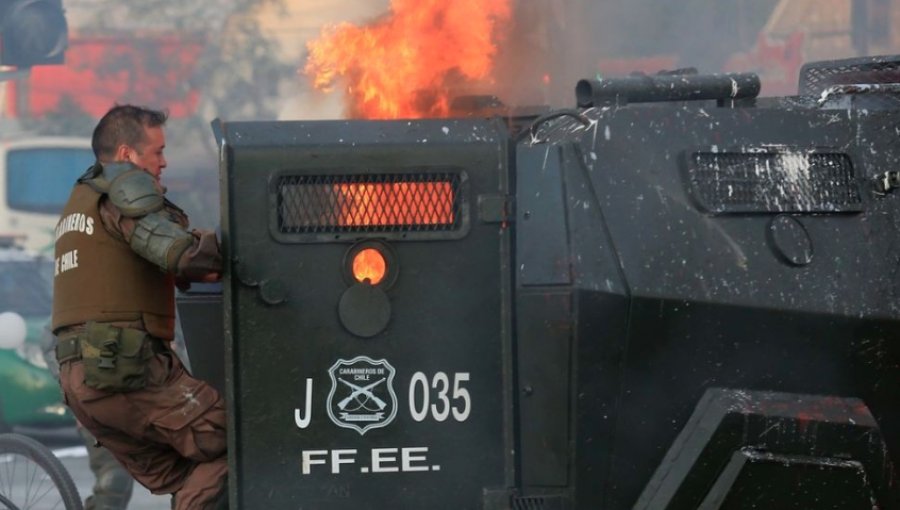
[180,55,900,509]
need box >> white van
[0,137,95,254]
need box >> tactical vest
[52,184,177,340]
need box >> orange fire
[304,0,512,119]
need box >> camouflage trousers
[59,344,227,510]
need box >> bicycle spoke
[25,466,60,509]
[0,435,81,510]
[0,453,17,508]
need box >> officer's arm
[178,228,222,281]
[100,198,223,281]
[105,168,211,276]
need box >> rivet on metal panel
[259,279,288,305]
[233,258,259,288]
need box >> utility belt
[56,322,167,392]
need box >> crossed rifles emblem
[337,377,388,413]
[327,357,398,434]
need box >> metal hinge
[478,194,515,224]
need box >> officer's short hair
[92,105,169,161]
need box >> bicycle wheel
[0,433,82,510]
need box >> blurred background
[1,0,900,507]
[4,0,900,233]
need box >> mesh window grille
[688,151,862,214]
[277,173,463,234]
[800,58,900,96]
[511,496,565,510]
[799,56,900,110]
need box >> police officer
[79,427,135,510]
[41,325,135,510]
[51,105,227,510]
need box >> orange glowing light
[304,0,512,119]
[353,248,387,285]
[335,182,454,226]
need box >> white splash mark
[442,126,450,135]
[181,384,200,414]
[817,83,878,105]
[824,113,844,125]
[779,151,812,184]
[604,125,611,140]
[730,78,739,97]
[590,117,600,146]
[759,422,781,437]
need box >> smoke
[493,0,783,108]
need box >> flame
[353,248,387,285]
[304,0,512,119]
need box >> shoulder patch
[108,169,165,217]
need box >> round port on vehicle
[353,248,387,285]
[343,241,398,289]
[338,283,391,338]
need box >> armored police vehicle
[180,55,900,509]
